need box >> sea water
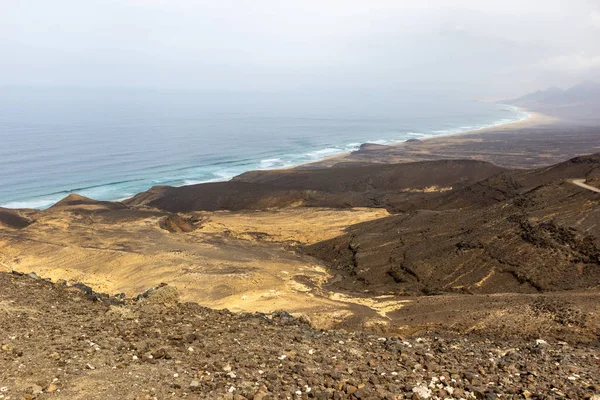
[0,87,529,209]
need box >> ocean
[0,87,529,209]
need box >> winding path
[571,179,600,193]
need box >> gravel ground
[0,272,599,400]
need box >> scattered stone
[1,271,599,399]
[26,385,43,396]
[151,348,171,360]
[137,284,179,306]
[45,384,58,393]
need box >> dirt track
[571,179,600,193]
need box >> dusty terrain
[0,200,397,330]
[1,272,599,400]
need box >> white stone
[412,384,432,399]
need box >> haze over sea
[0,87,529,209]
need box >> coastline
[301,108,600,170]
[0,104,537,209]
[0,106,579,209]
[298,107,554,169]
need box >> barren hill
[305,154,600,295]
[125,160,505,212]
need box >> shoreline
[297,107,554,169]
[277,105,538,170]
[302,109,600,171]
[0,106,559,209]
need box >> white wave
[259,158,283,168]
[369,139,392,145]
[1,198,59,209]
[305,148,343,159]
[115,194,135,202]
[182,180,205,185]
[177,175,229,187]
[214,170,239,180]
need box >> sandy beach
[301,108,599,169]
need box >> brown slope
[305,155,600,295]
[0,208,33,229]
[397,153,600,211]
[587,167,600,186]
[234,160,504,192]
[125,160,505,212]
[124,181,319,212]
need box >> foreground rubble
[0,272,599,400]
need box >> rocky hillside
[305,154,600,295]
[1,271,599,400]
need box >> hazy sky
[1,0,599,98]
